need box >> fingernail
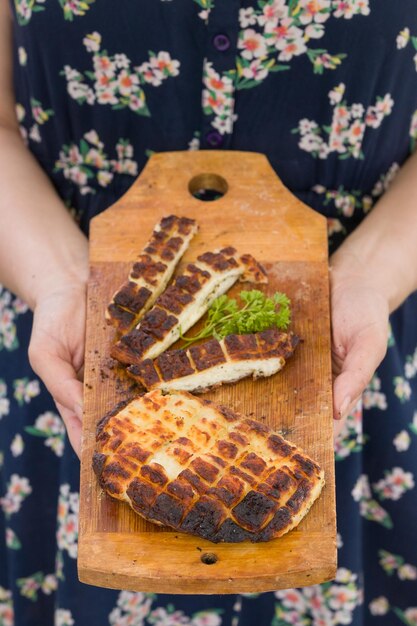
[339,395,351,420]
[74,402,83,421]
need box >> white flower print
[363,374,387,410]
[55,608,75,626]
[334,401,364,460]
[274,568,363,625]
[328,82,345,105]
[18,46,27,65]
[0,379,10,418]
[298,0,332,25]
[404,609,417,626]
[57,484,79,559]
[410,110,417,150]
[393,430,411,452]
[351,475,393,528]
[294,86,394,159]
[0,587,14,626]
[191,613,222,626]
[10,434,24,457]
[108,592,155,625]
[63,34,180,115]
[239,7,257,28]
[397,27,410,49]
[369,596,389,616]
[202,61,237,136]
[13,377,40,405]
[393,376,412,402]
[17,571,58,601]
[148,607,191,625]
[239,28,269,60]
[25,410,65,457]
[0,286,29,351]
[332,0,370,19]
[55,132,138,194]
[373,467,415,501]
[0,474,32,517]
[398,564,417,580]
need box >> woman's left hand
[329,251,389,438]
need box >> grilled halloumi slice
[93,389,324,543]
[110,247,267,365]
[127,329,299,393]
[106,215,198,333]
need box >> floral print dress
[1,1,417,625]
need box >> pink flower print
[369,596,389,616]
[150,51,180,77]
[117,70,139,97]
[257,0,289,26]
[279,36,308,61]
[68,145,82,166]
[348,119,365,145]
[298,0,332,25]
[138,61,163,86]
[328,585,359,611]
[264,18,305,59]
[238,29,268,60]
[376,93,394,116]
[332,0,369,19]
[96,88,118,105]
[279,589,307,612]
[241,59,270,81]
[94,54,115,75]
[405,608,417,625]
[129,93,146,112]
[327,218,344,236]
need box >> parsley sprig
[180,290,291,348]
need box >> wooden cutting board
[78,150,337,594]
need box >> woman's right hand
[28,280,87,458]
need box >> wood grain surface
[78,150,337,594]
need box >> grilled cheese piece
[128,329,299,392]
[110,247,267,365]
[93,389,324,543]
[106,215,198,333]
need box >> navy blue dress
[1,1,417,624]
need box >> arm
[0,0,88,455]
[330,149,417,432]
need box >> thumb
[333,325,387,420]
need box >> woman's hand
[330,251,389,438]
[28,281,87,458]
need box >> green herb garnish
[180,290,291,348]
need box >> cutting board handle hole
[188,173,228,202]
[200,552,218,565]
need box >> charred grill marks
[111,247,268,365]
[94,390,324,543]
[127,329,299,392]
[106,215,198,333]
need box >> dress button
[205,130,224,148]
[213,33,231,52]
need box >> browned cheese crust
[106,215,198,333]
[127,329,299,392]
[93,390,324,543]
[110,247,267,366]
